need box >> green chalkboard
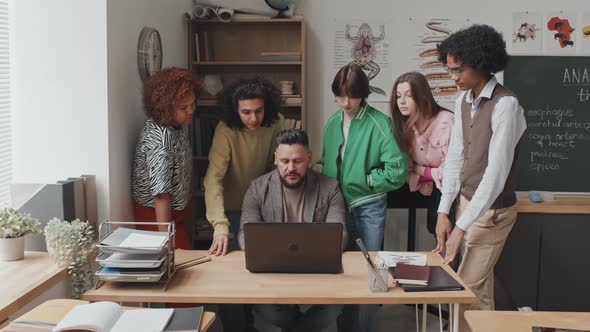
[504,56,590,192]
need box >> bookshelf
[187,17,306,247]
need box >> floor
[207,304,448,332]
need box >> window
[0,0,10,205]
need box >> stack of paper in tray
[95,228,170,283]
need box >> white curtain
[0,0,11,206]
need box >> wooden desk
[0,252,67,323]
[0,299,216,332]
[516,194,590,214]
[84,250,475,305]
[465,310,590,332]
[84,250,475,332]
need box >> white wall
[13,0,588,234]
[13,0,110,220]
[295,0,589,251]
[296,0,589,157]
[106,0,192,220]
[13,0,191,223]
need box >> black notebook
[165,307,204,331]
[389,266,464,292]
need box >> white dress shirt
[437,76,527,231]
[340,111,353,159]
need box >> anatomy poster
[511,12,543,55]
[332,19,393,102]
[409,18,471,110]
[580,12,590,54]
[543,11,577,55]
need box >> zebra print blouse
[132,119,192,210]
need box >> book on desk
[391,263,430,286]
[10,299,204,332]
[389,265,464,292]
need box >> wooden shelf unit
[187,18,305,248]
[193,61,302,65]
[187,18,305,125]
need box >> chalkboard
[504,56,590,192]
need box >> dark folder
[164,306,203,331]
[389,266,464,292]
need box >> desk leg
[421,304,427,332]
[408,208,417,251]
[450,303,459,332]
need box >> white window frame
[0,0,11,206]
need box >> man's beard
[280,172,306,189]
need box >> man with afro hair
[433,24,527,331]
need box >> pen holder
[367,263,389,293]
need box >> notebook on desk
[243,222,343,273]
[391,265,464,292]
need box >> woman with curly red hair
[132,67,200,249]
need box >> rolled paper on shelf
[216,7,234,22]
[192,5,208,18]
[205,6,217,18]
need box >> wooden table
[84,250,475,332]
[465,310,590,331]
[516,193,590,214]
[0,299,216,332]
[0,252,67,324]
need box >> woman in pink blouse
[390,71,455,235]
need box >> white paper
[375,251,427,267]
[332,19,393,102]
[580,12,590,55]
[119,233,167,248]
[543,11,578,55]
[106,252,163,261]
[111,309,173,332]
[53,302,122,332]
[511,12,543,55]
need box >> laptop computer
[243,222,343,273]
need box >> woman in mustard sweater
[204,77,284,256]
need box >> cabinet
[186,17,306,246]
[495,210,590,311]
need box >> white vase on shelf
[0,236,25,261]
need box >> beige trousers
[456,195,518,332]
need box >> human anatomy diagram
[419,21,457,98]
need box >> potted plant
[44,218,95,298]
[0,207,42,261]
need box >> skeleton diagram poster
[511,12,543,55]
[332,19,393,102]
[407,18,471,110]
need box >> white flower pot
[0,236,25,261]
